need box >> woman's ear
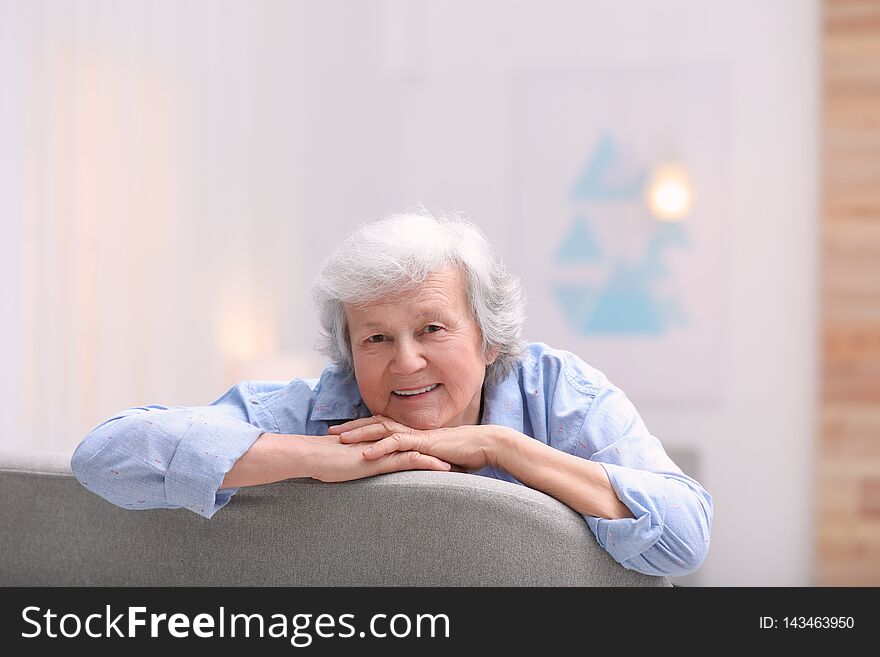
[485,346,499,365]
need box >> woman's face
[345,267,496,430]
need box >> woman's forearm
[221,431,454,488]
[220,433,313,488]
[491,427,634,520]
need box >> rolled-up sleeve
[70,383,268,518]
[579,385,713,577]
[586,463,712,576]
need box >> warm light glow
[646,164,693,221]
[214,284,277,364]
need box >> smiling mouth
[392,383,440,397]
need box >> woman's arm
[333,420,630,519]
[72,381,452,519]
[489,426,633,520]
[220,432,451,488]
[70,404,265,518]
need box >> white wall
[0,0,819,585]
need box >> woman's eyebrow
[359,311,448,331]
[413,310,447,322]
[360,322,384,331]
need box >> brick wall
[819,0,880,585]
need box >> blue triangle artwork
[552,134,689,336]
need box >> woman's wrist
[483,425,519,470]
[282,434,326,480]
[222,432,313,488]
[254,432,321,481]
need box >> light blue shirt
[71,342,712,577]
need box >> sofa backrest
[0,449,670,586]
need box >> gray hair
[311,210,527,387]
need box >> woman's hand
[328,416,503,472]
[299,434,453,483]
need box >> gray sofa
[0,449,670,586]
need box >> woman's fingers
[361,433,413,460]
[379,450,451,473]
[328,415,391,434]
[338,420,404,444]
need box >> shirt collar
[309,364,371,422]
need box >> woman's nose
[390,339,427,375]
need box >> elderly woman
[71,211,712,577]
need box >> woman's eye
[424,325,442,334]
[366,335,385,343]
